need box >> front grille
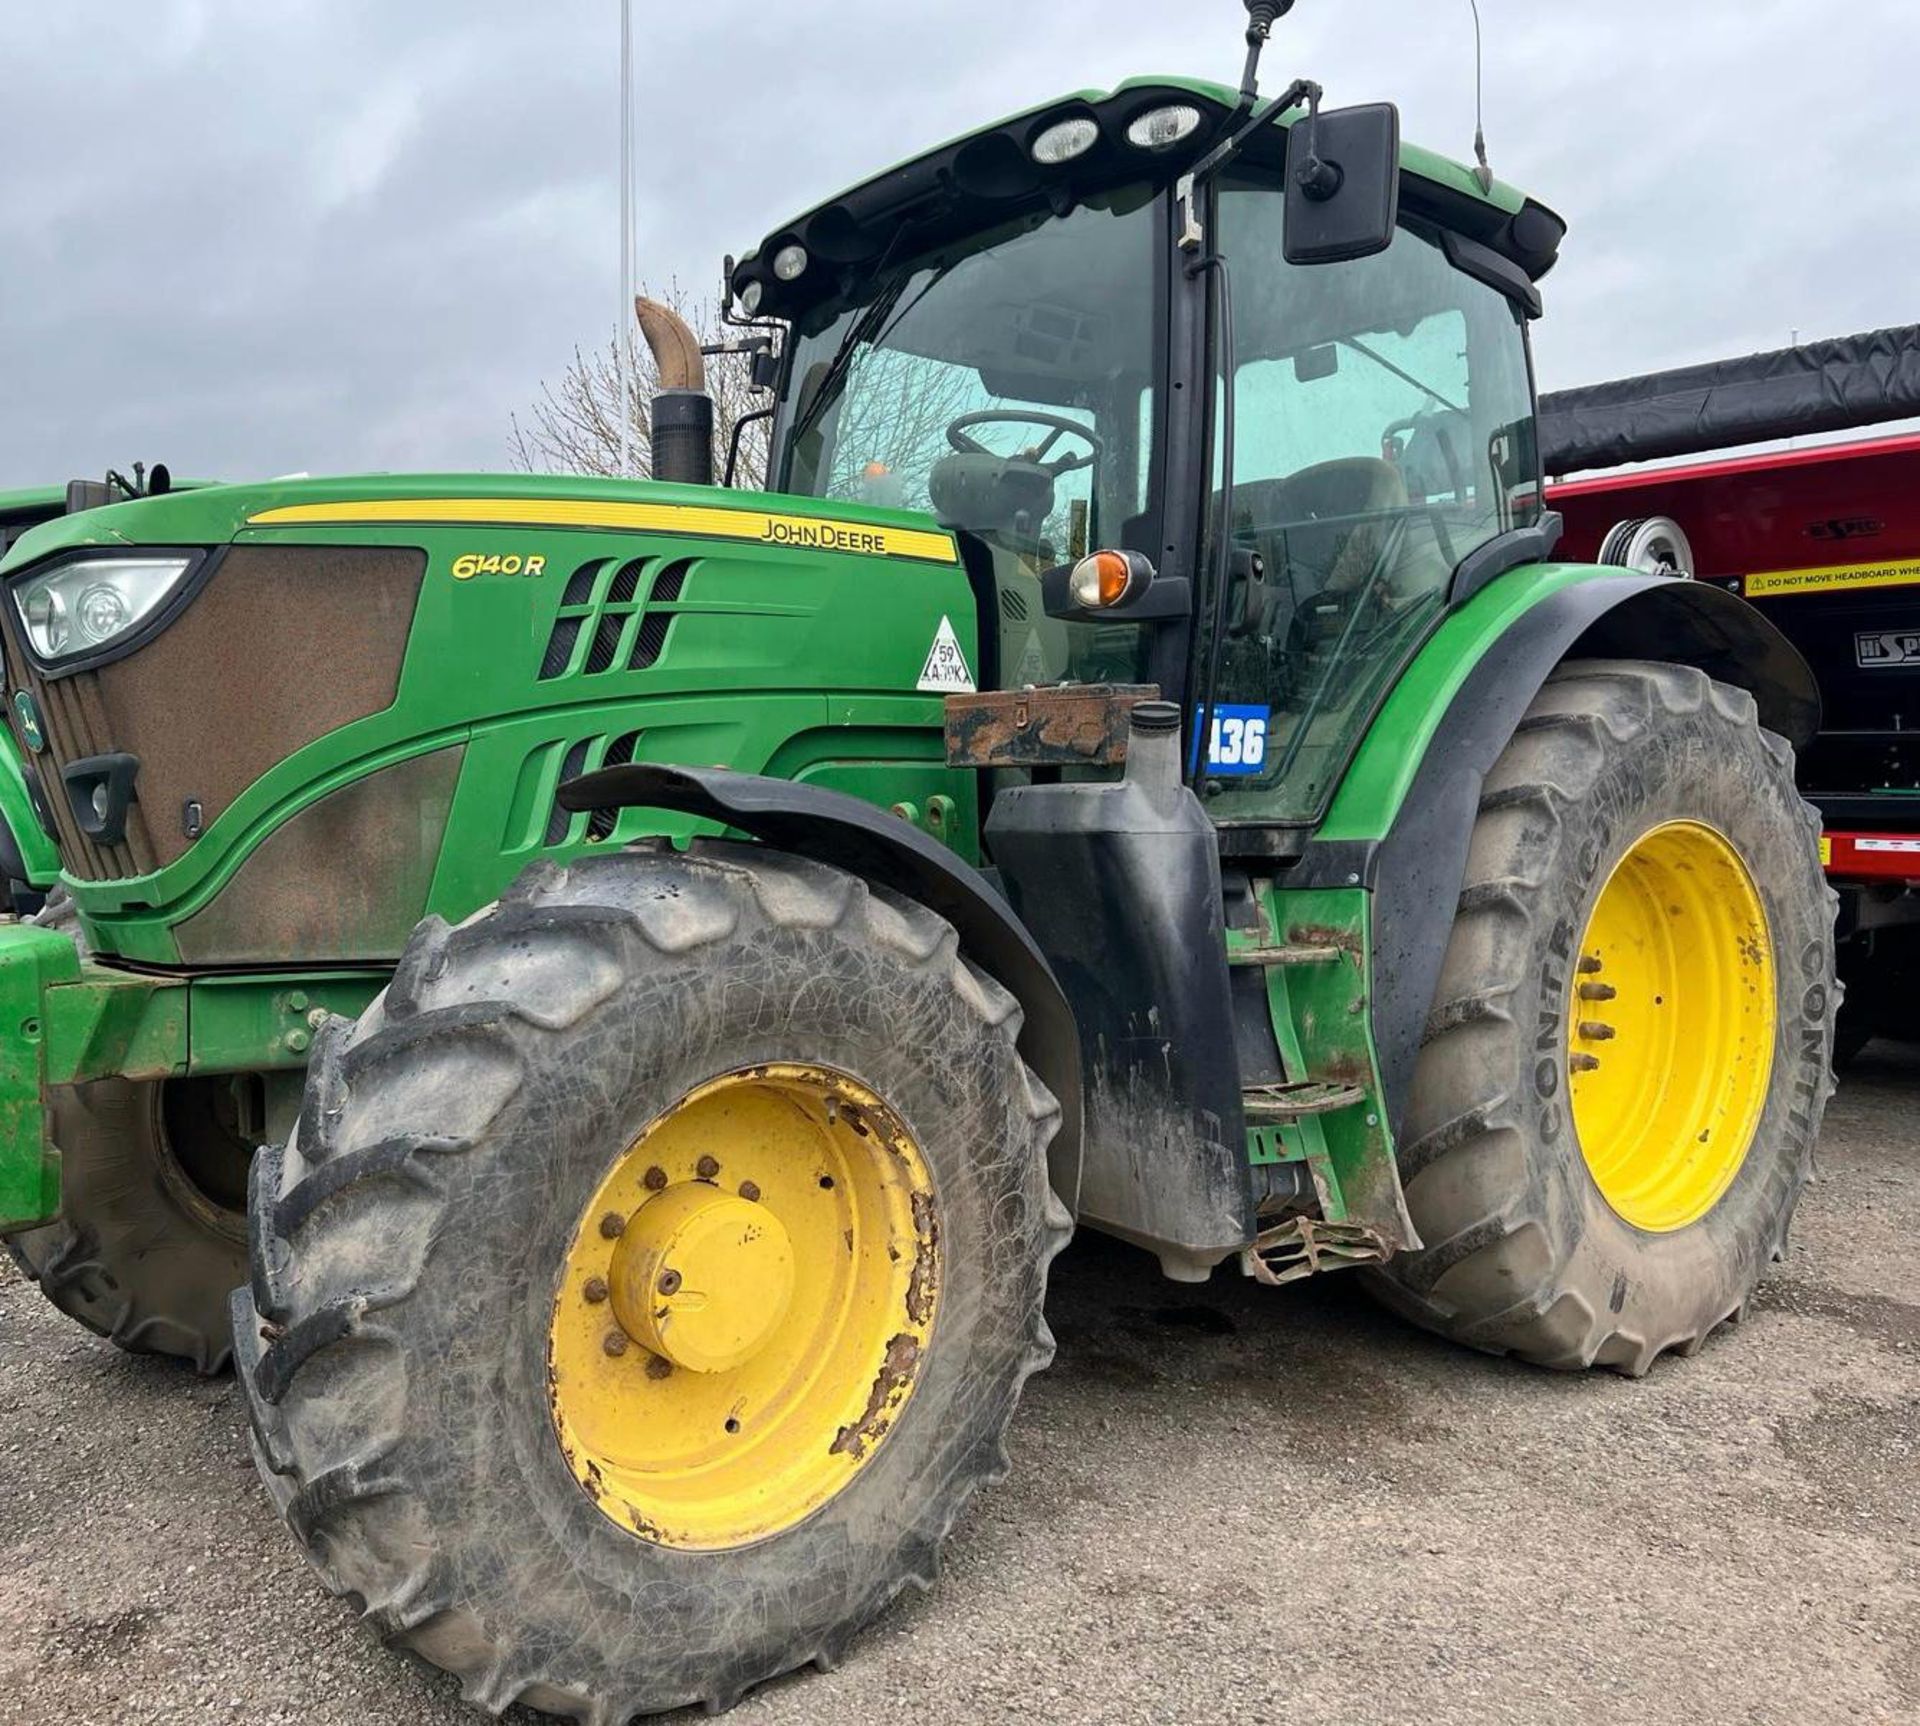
[173,745,462,964]
[535,555,691,682]
[4,545,424,882]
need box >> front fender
[1312,566,1818,1142]
[558,762,1084,1198]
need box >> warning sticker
[1856,837,1920,854]
[916,615,975,693]
[1819,836,1833,866]
[1744,556,1920,598]
[1011,629,1050,687]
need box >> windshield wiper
[785,251,970,458]
[784,270,914,455]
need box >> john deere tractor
[0,5,1833,1717]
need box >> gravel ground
[2,1049,1915,1726]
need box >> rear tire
[233,841,1066,1720]
[1369,660,1836,1374]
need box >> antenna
[1238,1,1295,100]
[1468,0,1493,193]
[618,0,635,478]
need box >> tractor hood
[0,473,976,969]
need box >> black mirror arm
[722,406,775,488]
[1177,78,1320,253]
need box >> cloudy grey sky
[3,0,1916,489]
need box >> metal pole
[618,0,634,477]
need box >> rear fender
[1311,568,1818,1142]
[558,763,1084,1200]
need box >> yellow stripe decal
[245,497,958,564]
[1744,556,1920,598]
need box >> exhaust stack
[635,296,714,487]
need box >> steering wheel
[946,410,1103,477]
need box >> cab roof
[732,75,1566,323]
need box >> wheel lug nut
[598,1211,627,1239]
[739,1180,761,1203]
[1578,1021,1617,1041]
[1578,982,1618,1002]
[646,1355,673,1380]
[643,1166,667,1191]
[602,1330,629,1357]
[1577,954,1603,975]
[1571,1053,1602,1073]
[696,1155,720,1180]
[658,1268,683,1295]
[583,1276,609,1304]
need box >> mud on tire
[1369,660,1837,1374]
[232,840,1067,1721]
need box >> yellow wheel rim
[547,1065,939,1550]
[1568,819,1777,1233]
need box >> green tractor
[0,5,1833,1717]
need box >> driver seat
[1273,457,1409,595]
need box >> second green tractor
[0,5,1834,1717]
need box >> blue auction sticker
[1202,703,1270,775]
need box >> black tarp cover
[1539,324,1920,475]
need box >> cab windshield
[774,187,1165,688]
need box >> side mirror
[63,479,113,515]
[1283,101,1401,266]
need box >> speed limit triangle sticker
[916,615,975,692]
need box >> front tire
[233,841,1066,1720]
[1370,660,1836,1373]
[5,1076,252,1375]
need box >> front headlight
[11,554,196,664]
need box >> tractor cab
[723,62,1578,1274]
[735,74,1564,823]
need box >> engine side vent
[999,587,1029,622]
[539,729,645,849]
[538,555,689,681]
[629,613,672,671]
[543,739,590,845]
[539,616,582,680]
[584,729,643,841]
[582,611,626,675]
[607,559,646,604]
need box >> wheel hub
[547,1064,940,1550]
[608,1183,796,1373]
[1568,819,1777,1233]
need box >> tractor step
[1243,1215,1392,1286]
[1242,1080,1367,1122]
[1227,943,1346,967]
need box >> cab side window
[1200,175,1540,820]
